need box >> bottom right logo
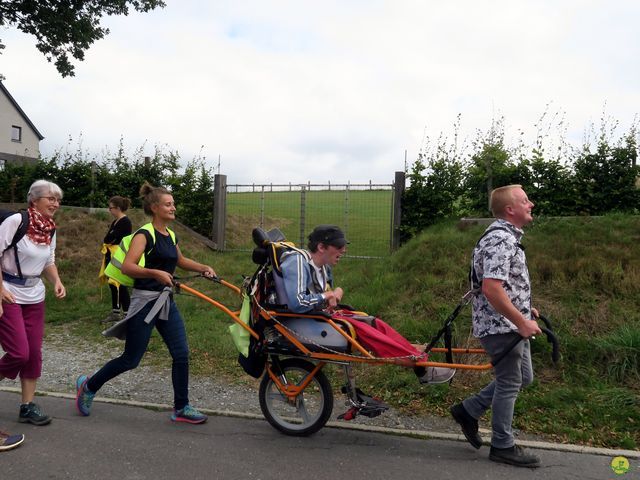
[610,456,630,476]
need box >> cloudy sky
[1,0,638,184]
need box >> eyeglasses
[40,196,60,204]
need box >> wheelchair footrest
[338,387,389,420]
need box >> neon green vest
[104,223,176,287]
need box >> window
[11,125,22,142]
[0,159,4,171]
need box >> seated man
[278,224,455,384]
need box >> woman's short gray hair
[27,180,63,206]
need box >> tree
[0,0,165,78]
[400,149,465,241]
[573,133,639,215]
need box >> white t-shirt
[310,260,328,292]
[0,213,56,304]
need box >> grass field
[225,189,393,257]
[44,208,639,449]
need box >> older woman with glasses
[0,179,66,426]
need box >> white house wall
[0,90,40,160]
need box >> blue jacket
[279,250,333,313]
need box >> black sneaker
[450,403,482,449]
[489,445,541,468]
[19,402,52,426]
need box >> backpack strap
[2,211,30,279]
[271,242,307,275]
[468,226,523,292]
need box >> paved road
[0,391,636,480]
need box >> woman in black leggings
[101,195,132,323]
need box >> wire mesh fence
[224,183,394,257]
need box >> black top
[104,216,133,245]
[103,216,133,265]
[133,228,179,292]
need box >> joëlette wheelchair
[176,227,559,436]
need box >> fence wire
[224,183,394,257]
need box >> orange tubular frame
[265,361,326,400]
[177,281,496,371]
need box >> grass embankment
[47,209,639,449]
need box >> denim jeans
[87,299,190,410]
[462,333,533,448]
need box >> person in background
[100,196,132,323]
[76,182,216,424]
[450,184,542,468]
[0,180,66,426]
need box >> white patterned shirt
[471,219,531,338]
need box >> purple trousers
[0,301,45,379]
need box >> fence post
[89,161,96,212]
[299,186,306,247]
[260,185,265,228]
[212,174,227,251]
[343,182,350,240]
[391,171,405,251]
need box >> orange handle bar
[177,283,259,340]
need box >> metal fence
[220,182,397,258]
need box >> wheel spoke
[296,394,311,422]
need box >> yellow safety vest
[104,223,176,287]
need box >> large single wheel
[259,358,333,436]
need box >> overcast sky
[1,0,638,184]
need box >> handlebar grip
[541,326,560,364]
[537,313,554,332]
[490,322,561,367]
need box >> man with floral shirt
[450,185,542,468]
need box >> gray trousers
[462,333,533,449]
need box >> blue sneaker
[75,375,95,416]
[0,430,25,452]
[171,405,208,424]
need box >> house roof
[0,81,44,140]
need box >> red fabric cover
[332,311,426,359]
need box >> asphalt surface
[1,391,637,480]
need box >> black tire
[259,358,333,436]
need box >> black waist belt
[2,272,40,287]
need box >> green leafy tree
[527,149,575,216]
[0,0,165,77]
[573,133,639,214]
[401,149,465,241]
[172,158,214,236]
[463,128,521,215]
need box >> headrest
[252,247,268,265]
[252,227,286,247]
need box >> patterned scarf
[27,207,56,245]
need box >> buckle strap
[2,272,41,287]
